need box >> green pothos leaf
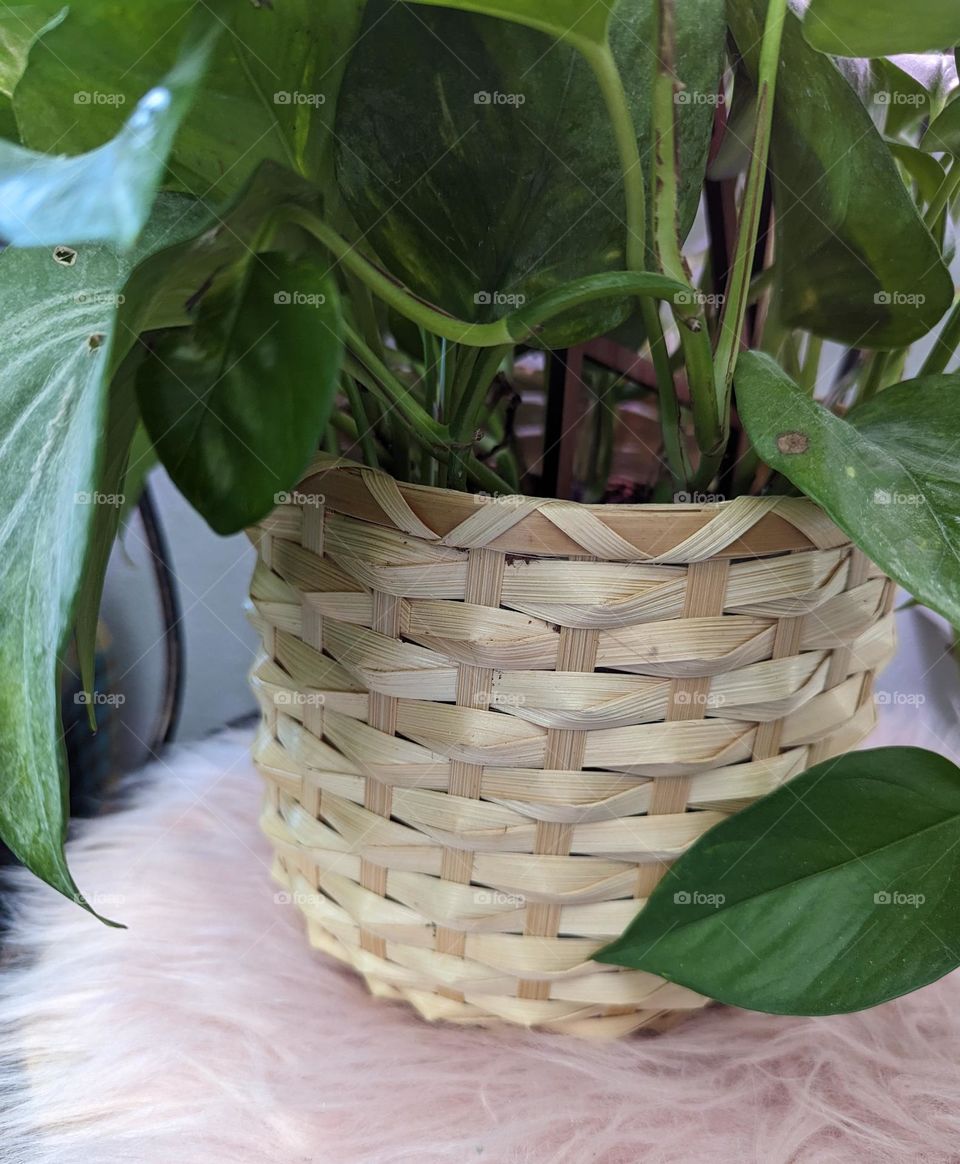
[137,255,344,534]
[0,195,200,915]
[335,0,724,345]
[735,351,960,626]
[596,748,960,1015]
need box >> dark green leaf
[137,254,343,534]
[335,0,724,346]
[0,195,199,914]
[727,0,954,348]
[735,351,960,626]
[596,747,960,1015]
[0,21,216,247]
[803,0,960,57]
[115,161,323,347]
[228,0,365,189]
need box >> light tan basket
[248,454,895,1039]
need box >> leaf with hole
[596,747,960,1015]
[0,194,202,915]
[735,350,960,626]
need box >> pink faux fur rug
[1,718,959,1164]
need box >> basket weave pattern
[249,455,895,1039]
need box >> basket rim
[293,453,850,563]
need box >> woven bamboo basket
[247,453,896,1039]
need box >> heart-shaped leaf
[137,254,343,534]
[596,747,960,1015]
[0,195,201,913]
[803,0,960,57]
[727,0,954,348]
[0,22,216,247]
[735,351,960,625]
[335,0,724,345]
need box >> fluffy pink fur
[1,718,959,1164]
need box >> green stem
[689,447,723,493]
[583,37,694,489]
[580,39,647,269]
[291,208,514,346]
[342,374,380,469]
[644,299,691,488]
[799,335,823,396]
[449,345,511,490]
[925,156,960,232]
[650,0,723,461]
[859,349,892,403]
[451,345,510,437]
[344,323,451,445]
[920,292,960,376]
[715,0,789,409]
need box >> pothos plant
[1,0,960,1016]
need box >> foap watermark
[274,890,325,907]
[274,290,327,307]
[874,890,925,908]
[75,290,125,308]
[274,90,326,106]
[75,490,125,508]
[675,89,725,106]
[874,291,926,306]
[483,690,527,709]
[474,290,526,307]
[275,691,326,708]
[274,490,325,507]
[74,891,126,907]
[474,90,526,106]
[474,490,524,507]
[473,889,525,907]
[674,890,725,908]
[74,690,126,707]
[74,90,126,106]
[674,690,726,709]
[674,490,726,503]
[875,690,926,708]
[872,488,922,506]
[673,289,725,307]
[874,91,926,108]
